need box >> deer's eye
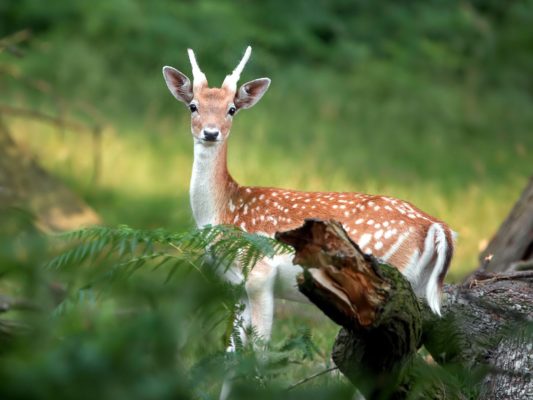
[228,106,236,116]
[189,103,198,113]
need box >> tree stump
[277,219,533,399]
[479,175,533,273]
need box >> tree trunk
[478,175,533,273]
[425,272,532,400]
[0,115,100,231]
[277,219,533,400]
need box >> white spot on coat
[358,233,372,248]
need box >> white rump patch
[402,223,449,316]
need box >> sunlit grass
[9,76,530,282]
[6,63,531,289]
[8,112,527,279]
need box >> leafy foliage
[0,210,348,399]
[45,223,290,280]
[3,0,533,116]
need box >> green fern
[46,224,292,285]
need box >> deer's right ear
[162,66,194,104]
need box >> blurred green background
[2,0,532,275]
[1,1,532,398]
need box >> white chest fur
[190,143,219,227]
[190,145,309,305]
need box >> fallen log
[276,219,533,399]
[478,175,533,273]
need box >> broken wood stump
[276,219,533,399]
[478,175,533,273]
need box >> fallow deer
[162,46,455,346]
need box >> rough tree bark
[277,219,532,400]
[479,175,533,273]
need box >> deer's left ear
[234,78,271,110]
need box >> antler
[222,46,252,91]
[187,48,208,89]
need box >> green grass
[10,63,532,279]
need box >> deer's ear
[162,66,193,104]
[234,78,270,110]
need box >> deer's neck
[190,141,237,227]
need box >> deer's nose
[203,130,219,142]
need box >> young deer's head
[163,46,270,145]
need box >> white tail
[162,47,454,329]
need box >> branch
[286,366,338,391]
[0,295,41,314]
[0,104,92,133]
[276,219,424,397]
[0,30,32,57]
[277,219,533,399]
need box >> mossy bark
[277,220,424,398]
[277,219,533,400]
[477,175,533,273]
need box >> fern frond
[46,224,293,285]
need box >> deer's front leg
[220,261,275,400]
[244,259,276,342]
